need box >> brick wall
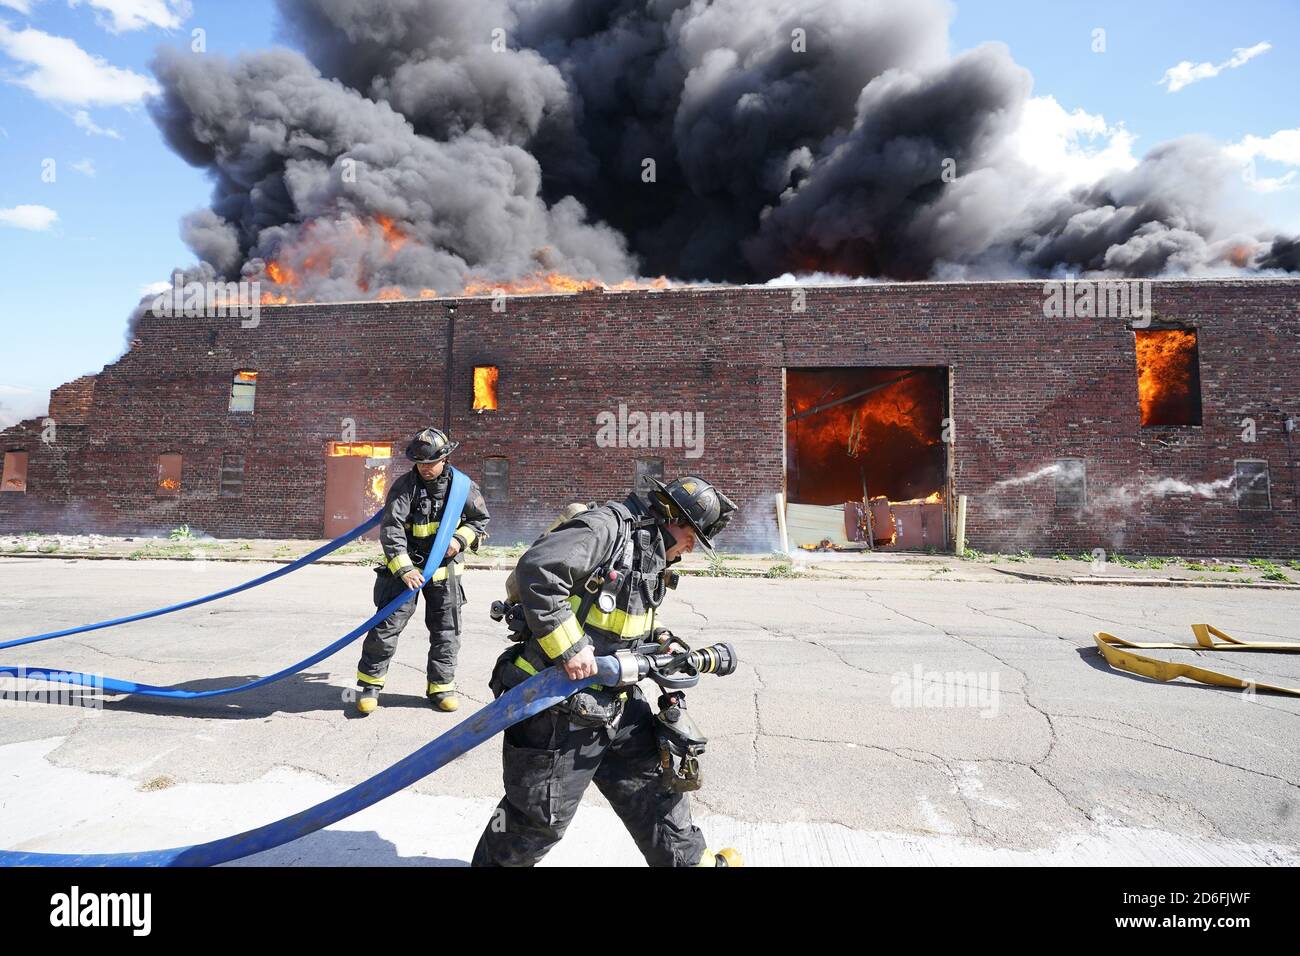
[2,279,1297,556]
[47,374,96,422]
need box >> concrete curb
[5,551,1297,588]
[992,566,1300,589]
[0,551,805,579]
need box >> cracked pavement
[1,556,1297,865]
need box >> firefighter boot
[356,683,381,715]
[427,682,459,712]
[713,848,744,867]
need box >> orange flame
[368,471,387,507]
[1135,329,1201,426]
[473,366,499,412]
[266,261,297,286]
[460,272,603,296]
[375,215,407,253]
[327,442,393,458]
[252,213,674,305]
[890,491,943,505]
[787,369,946,506]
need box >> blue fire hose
[0,469,469,700]
[0,658,617,866]
[1,515,383,652]
[0,464,555,866]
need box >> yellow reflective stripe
[514,657,538,676]
[454,524,479,547]
[426,564,448,582]
[567,594,652,639]
[387,552,414,574]
[356,671,385,686]
[410,520,440,538]
[538,614,585,660]
[426,681,456,693]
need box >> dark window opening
[1235,461,1271,510]
[633,457,664,505]
[483,456,508,505]
[1135,329,1202,427]
[229,370,258,413]
[1055,459,1086,509]
[157,453,182,497]
[2,451,28,493]
[473,366,499,412]
[220,453,245,498]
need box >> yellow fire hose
[1093,624,1300,696]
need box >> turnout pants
[356,569,463,689]
[471,686,709,867]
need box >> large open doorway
[784,367,950,551]
[323,442,393,538]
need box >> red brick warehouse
[2,278,1297,557]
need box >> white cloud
[1225,128,1300,166]
[139,279,171,296]
[69,0,192,34]
[1009,95,1139,191]
[71,108,121,138]
[0,21,160,106]
[1159,41,1270,92]
[71,157,96,176]
[0,1,39,15]
[1246,170,1298,193]
[0,204,58,230]
[1224,128,1300,193]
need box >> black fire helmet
[405,427,459,464]
[647,475,738,556]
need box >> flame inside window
[1135,329,1202,427]
[786,367,946,505]
[473,366,499,412]
[368,471,387,507]
[2,452,28,493]
[230,370,258,413]
[157,453,182,496]
[327,442,392,458]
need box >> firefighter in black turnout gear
[355,428,489,715]
[472,476,741,867]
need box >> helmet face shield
[702,491,737,539]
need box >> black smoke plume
[144,0,1296,300]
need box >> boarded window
[634,457,665,504]
[1055,459,1086,509]
[1235,461,1270,510]
[2,451,28,493]
[157,453,182,497]
[1135,329,1202,427]
[482,457,508,505]
[220,453,245,498]
[229,370,258,413]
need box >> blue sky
[1,0,1298,426]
